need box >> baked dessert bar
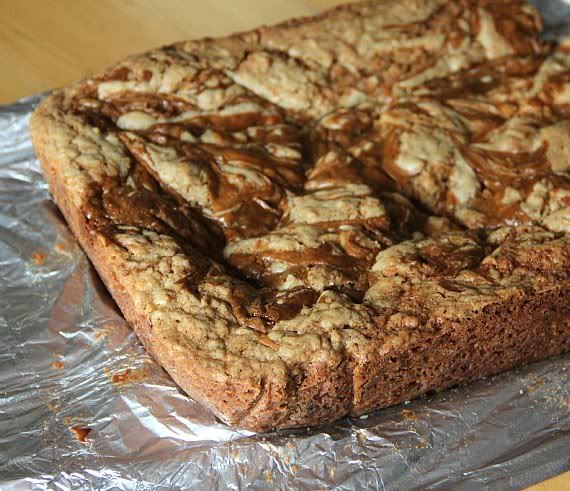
[30,0,569,431]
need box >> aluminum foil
[1,4,570,487]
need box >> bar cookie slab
[30,0,569,431]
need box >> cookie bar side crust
[352,286,569,415]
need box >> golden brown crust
[30,0,570,431]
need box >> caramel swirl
[380,50,570,230]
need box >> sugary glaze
[30,0,570,430]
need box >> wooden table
[0,0,342,103]
[0,1,568,488]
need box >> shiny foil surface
[1,2,570,487]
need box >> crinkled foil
[1,5,570,489]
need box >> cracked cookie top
[32,0,570,427]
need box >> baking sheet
[1,4,570,488]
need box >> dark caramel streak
[205,276,320,331]
[460,143,570,226]
[228,242,377,283]
[305,152,395,194]
[117,132,288,239]
[306,110,395,193]
[287,218,391,235]
[191,144,296,238]
[464,144,551,181]
[200,145,305,199]
[417,241,485,277]
[83,163,225,262]
[414,55,547,102]
[479,0,544,54]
